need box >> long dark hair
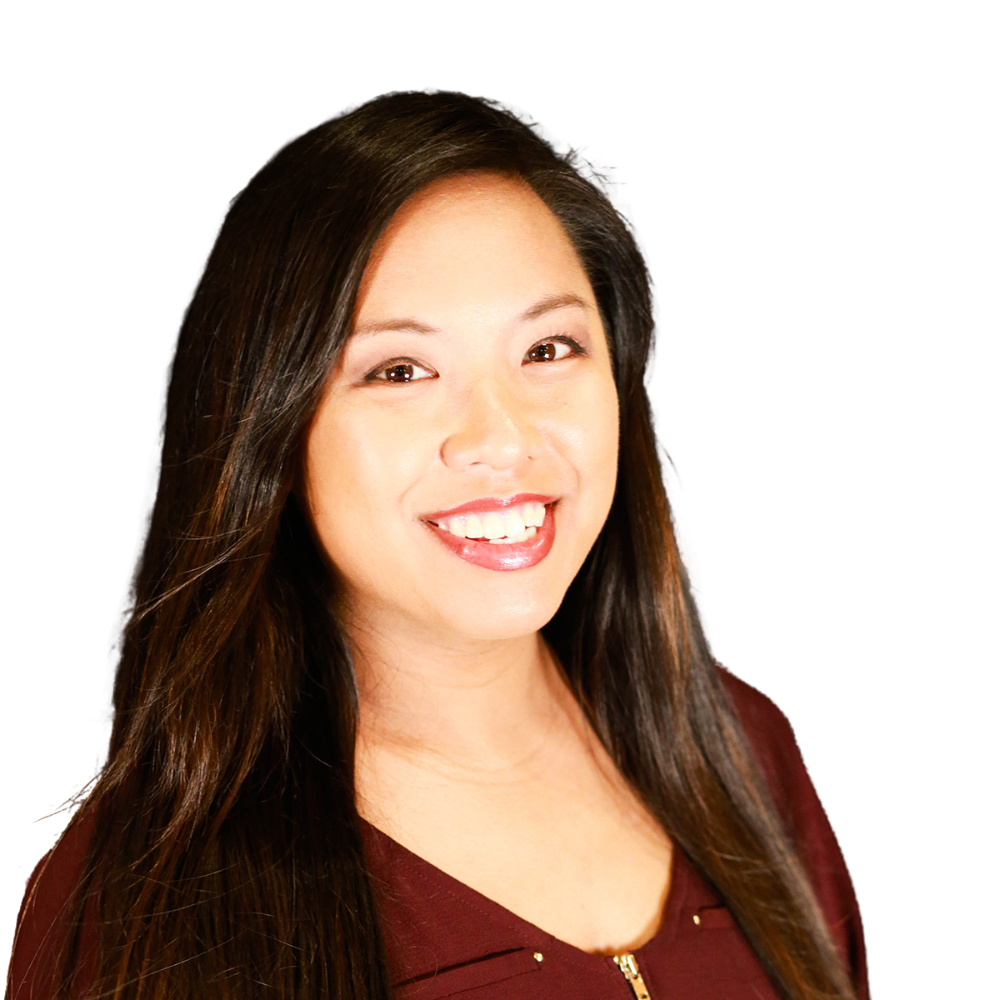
[41,91,854,999]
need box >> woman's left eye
[524,336,585,364]
[364,336,587,385]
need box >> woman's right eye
[364,359,435,384]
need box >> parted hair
[32,91,856,1000]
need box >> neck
[349,618,575,772]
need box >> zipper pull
[613,953,651,1000]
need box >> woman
[8,91,866,1000]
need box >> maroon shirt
[8,670,868,999]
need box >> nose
[441,374,544,472]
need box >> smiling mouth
[426,500,551,542]
[422,500,559,571]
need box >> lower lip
[423,504,557,571]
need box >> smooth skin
[304,172,672,955]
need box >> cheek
[306,402,431,527]
[558,377,620,492]
[581,414,619,551]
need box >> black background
[8,75,885,899]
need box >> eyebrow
[352,292,592,339]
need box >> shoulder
[717,666,805,819]
[715,664,869,999]
[7,807,97,1000]
[716,664,794,745]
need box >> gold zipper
[613,953,651,1000]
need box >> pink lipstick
[422,497,558,571]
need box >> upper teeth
[434,502,547,539]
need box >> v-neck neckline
[358,815,689,971]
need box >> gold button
[533,952,544,962]
[692,914,701,925]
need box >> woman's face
[304,172,619,647]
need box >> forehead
[353,173,594,329]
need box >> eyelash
[362,335,587,384]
